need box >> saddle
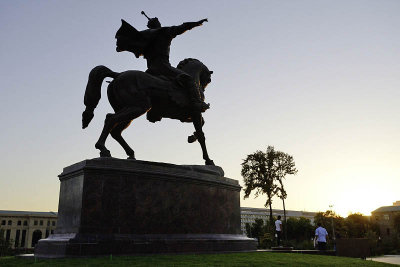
[146,73,192,123]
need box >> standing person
[275,215,283,247]
[315,222,329,250]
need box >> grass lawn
[0,252,393,266]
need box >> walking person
[315,222,328,250]
[275,215,283,247]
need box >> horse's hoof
[82,110,94,129]
[128,155,136,160]
[188,134,197,143]
[205,160,215,166]
[99,150,111,157]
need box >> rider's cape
[115,20,151,58]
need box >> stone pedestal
[35,158,257,257]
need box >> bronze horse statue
[82,58,215,165]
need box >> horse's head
[177,58,213,91]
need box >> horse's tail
[82,65,119,129]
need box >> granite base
[35,158,257,257]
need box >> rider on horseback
[115,11,209,113]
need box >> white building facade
[0,210,57,249]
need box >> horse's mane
[177,58,201,70]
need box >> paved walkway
[368,255,400,266]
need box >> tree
[273,150,297,241]
[314,210,346,239]
[345,213,369,238]
[242,148,277,225]
[286,217,314,241]
[245,219,265,243]
[241,146,297,229]
[244,219,275,249]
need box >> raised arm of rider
[169,19,208,37]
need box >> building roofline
[240,207,317,214]
[0,210,58,217]
[372,205,400,213]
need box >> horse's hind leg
[95,113,115,157]
[111,120,136,159]
[95,106,149,158]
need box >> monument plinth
[35,158,257,257]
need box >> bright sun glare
[325,170,396,217]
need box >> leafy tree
[241,146,297,227]
[245,218,276,248]
[345,213,369,238]
[242,149,276,225]
[365,230,381,256]
[245,219,266,244]
[314,210,346,239]
[273,149,297,240]
[286,217,314,241]
[245,223,252,238]
[314,211,381,241]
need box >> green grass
[0,252,393,266]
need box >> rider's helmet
[141,11,161,29]
[147,17,161,29]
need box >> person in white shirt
[275,215,283,246]
[315,222,328,250]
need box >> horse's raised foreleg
[192,113,214,165]
[95,106,149,158]
[187,117,205,143]
[111,120,135,159]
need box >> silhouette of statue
[82,58,214,165]
[82,13,215,165]
[115,11,209,113]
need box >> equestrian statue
[82,12,215,165]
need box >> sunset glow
[0,1,399,218]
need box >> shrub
[0,229,13,257]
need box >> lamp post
[329,204,336,250]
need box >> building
[0,210,58,249]
[1,207,318,246]
[240,207,316,234]
[371,201,400,239]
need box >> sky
[0,0,399,217]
